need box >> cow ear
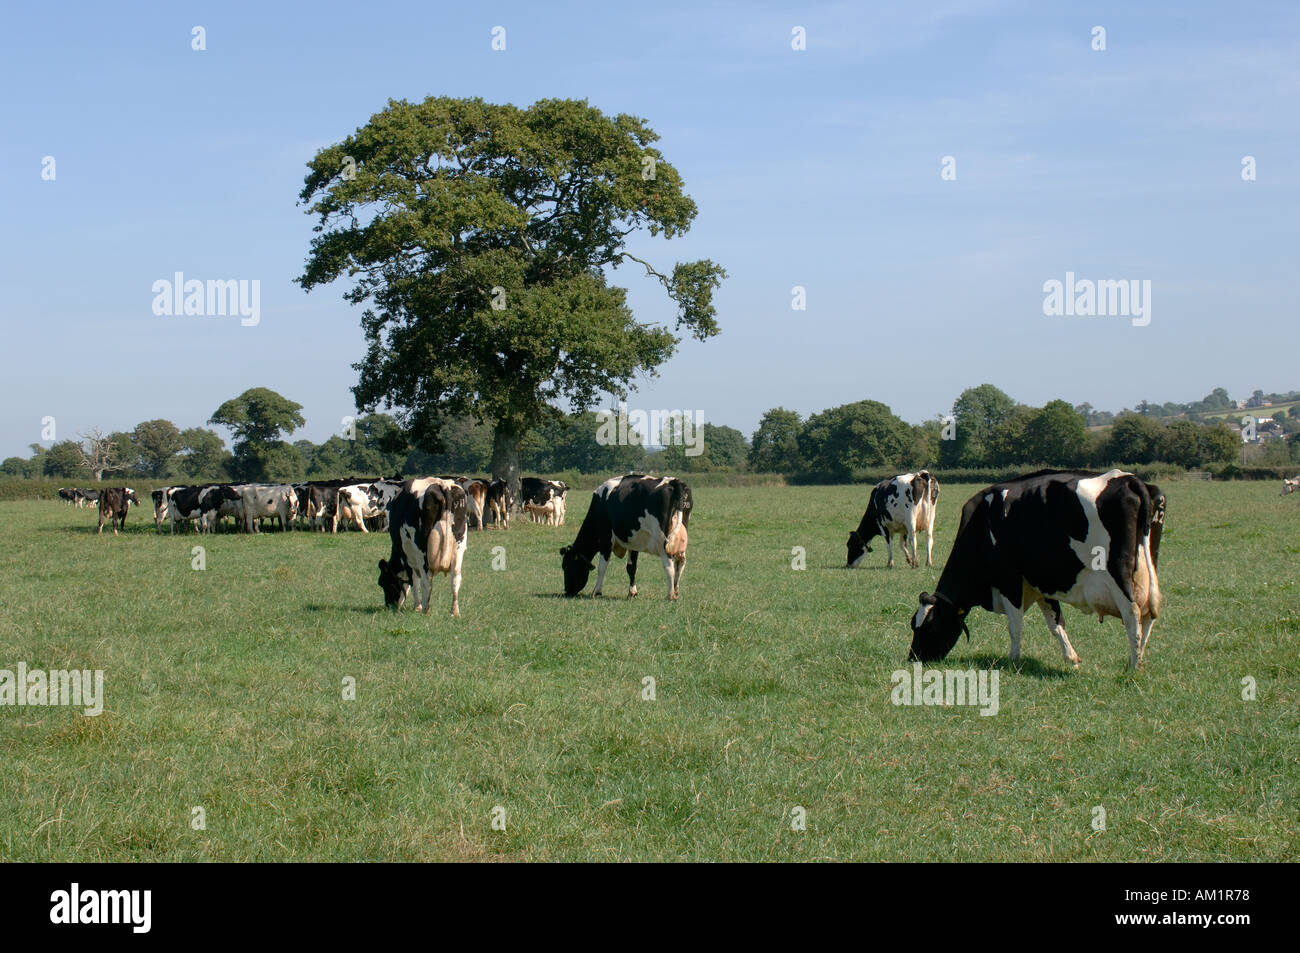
[378,559,387,571]
[559,546,571,557]
[919,591,930,604]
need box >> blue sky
[2,0,1297,459]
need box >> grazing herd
[48,467,1294,669]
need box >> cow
[520,478,568,525]
[167,484,225,533]
[908,469,1165,670]
[1282,477,1299,496]
[524,498,559,525]
[97,488,139,535]
[847,471,939,569]
[560,475,691,600]
[75,488,100,509]
[377,477,468,617]
[458,479,488,530]
[486,479,511,529]
[151,486,184,532]
[57,488,76,505]
[240,484,297,533]
[337,484,376,532]
[304,484,341,532]
[366,479,404,531]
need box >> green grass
[1,482,1297,861]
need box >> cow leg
[925,526,934,566]
[450,541,465,617]
[998,593,1025,662]
[1138,614,1156,664]
[906,524,919,568]
[626,550,638,598]
[672,554,686,599]
[885,531,894,568]
[593,553,610,597]
[1038,599,1081,666]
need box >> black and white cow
[377,477,468,617]
[520,478,568,524]
[1282,477,1299,496]
[560,475,691,600]
[908,469,1165,670]
[847,470,940,569]
[151,486,184,532]
[97,488,139,535]
[167,484,227,533]
[58,488,76,505]
[75,488,100,509]
[486,479,511,529]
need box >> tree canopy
[297,96,726,490]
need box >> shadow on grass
[302,603,388,615]
[956,651,1074,680]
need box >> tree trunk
[491,423,522,506]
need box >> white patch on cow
[913,603,933,629]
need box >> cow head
[377,557,410,609]
[125,489,140,506]
[560,545,594,596]
[908,591,969,662]
[846,530,873,567]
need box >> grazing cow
[58,488,76,505]
[97,488,139,535]
[560,475,691,600]
[486,479,511,529]
[240,484,297,533]
[377,477,468,617]
[75,488,100,509]
[847,471,939,569]
[1282,477,1299,496]
[908,469,1165,670]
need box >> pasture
[0,481,1296,861]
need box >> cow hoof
[628,589,638,598]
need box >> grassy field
[1,481,1297,861]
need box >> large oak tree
[297,96,725,492]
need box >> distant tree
[178,428,227,479]
[209,388,306,482]
[1159,419,1205,468]
[1,457,26,477]
[1022,399,1088,465]
[941,384,1016,467]
[1199,422,1240,464]
[749,407,804,473]
[132,419,182,478]
[76,428,127,481]
[523,410,645,474]
[43,440,87,479]
[986,404,1037,466]
[798,400,912,477]
[910,418,944,468]
[1105,414,1165,464]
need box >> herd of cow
[64,465,1298,671]
[58,476,571,536]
